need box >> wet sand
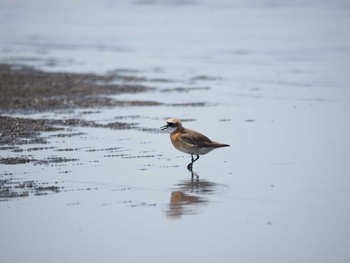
[0,63,207,113]
[0,64,150,201]
[0,63,192,199]
[0,63,212,202]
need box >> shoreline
[0,63,208,147]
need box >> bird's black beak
[160,124,168,130]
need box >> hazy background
[1,1,350,263]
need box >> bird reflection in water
[166,171,221,219]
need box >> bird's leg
[187,154,200,171]
[193,155,200,164]
[187,154,194,171]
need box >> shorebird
[161,118,229,171]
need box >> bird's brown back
[178,128,229,148]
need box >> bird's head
[160,118,182,133]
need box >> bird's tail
[210,142,230,148]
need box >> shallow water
[1,0,350,263]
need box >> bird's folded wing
[179,132,212,147]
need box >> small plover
[161,118,229,171]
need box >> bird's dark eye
[167,122,175,127]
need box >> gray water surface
[1,1,350,263]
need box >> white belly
[178,146,215,155]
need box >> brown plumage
[161,118,229,170]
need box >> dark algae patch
[0,63,207,113]
[0,115,137,146]
[0,63,207,145]
[0,63,154,145]
[0,157,36,165]
[0,155,79,165]
[0,64,156,112]
[0,178,62,201]
[0,115,63,145]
